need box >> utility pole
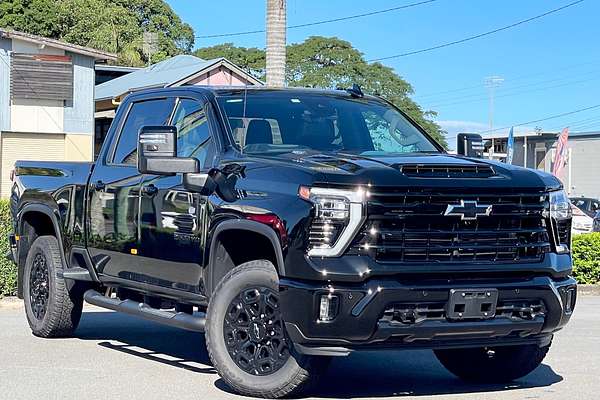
[484,76,504,131]
[266,0,286,87]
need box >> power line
[428,72,600,109]
[367,0,585,62]
[415,59,600,101]
[477,103,600,134]
[195,0,439,39]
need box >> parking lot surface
[0,296,598,400]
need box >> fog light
[565,287,576,313]
[319,294,339,321]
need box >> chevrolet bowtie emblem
[444,200,492,221]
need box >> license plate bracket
[446,289,498,320]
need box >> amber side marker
[130,248,138,255]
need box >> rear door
[87,97,175,281]
[137,97,217,294]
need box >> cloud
[438,120,489,131]
[437,120,488,150]
[437,120,538,150]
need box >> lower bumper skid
[280,275,576,355]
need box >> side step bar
[83,290,206,332]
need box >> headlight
[300,186,365,257]
[548,189,572,253]
[549,189,572,220]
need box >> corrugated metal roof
[0,28,117,61]
[94,55,224,101]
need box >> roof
[95,55,263,101]
[0,28,117,61]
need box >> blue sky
[166,0,600,148]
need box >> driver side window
[112,98,175,165]
[171,99,214,168]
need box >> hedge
[572,232,600,284]
[0,207,599,296]
[0,199,16,297]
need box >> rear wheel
[23,236,83,337]
[434,343,551,383]
[206,260,328,398]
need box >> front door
[87,97,175,280]
[137,98,216,294]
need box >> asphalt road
[1,296,598,400]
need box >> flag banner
[552,127,569,178]
[506,127,514,164]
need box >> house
[95,64,140,86]
[94,55,262,156]
[0,28,116,197]
[480,130,600,199]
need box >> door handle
[141,184,158,197]
[92,180,105,191]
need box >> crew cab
[9,86,577,398]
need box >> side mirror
[138,126,198,175]
[457,133,484,158]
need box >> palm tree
[265,0,286,87]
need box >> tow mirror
[457,133,484,158]
[137,126,198,175]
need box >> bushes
[572,232,600,284]
[0,199,16,297]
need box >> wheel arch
[16,204,65,298]
[206,219,285,296]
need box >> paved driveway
[0,296,598,400]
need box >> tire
[206,260,328,398]
[23,235,83,338]
[434,342,551,383]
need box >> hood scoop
[398,163,495,178]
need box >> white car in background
[572,204,594,235]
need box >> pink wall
[188,66,254,86]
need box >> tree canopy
[0,0,194,66]
[196,37,447,147]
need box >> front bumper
[279,275,577,356]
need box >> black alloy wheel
[223,286,290,376]
[29,252,50,320]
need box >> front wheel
[206,260,328,398]
[434,342,551,383]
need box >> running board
[83,290,206,332]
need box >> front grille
[399,164,495,178]
[349,188,551,264]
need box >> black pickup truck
[9,86,576,398]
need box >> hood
[248,151,562,191]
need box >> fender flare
[16,203,66,296]
[206,219,285,295]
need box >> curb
[578,284,600,296]
[0,296,22,310]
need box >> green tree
[196,36,447,147]
[194,43,266,79]
[0,0,194,66]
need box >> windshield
[216,91,440,156]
